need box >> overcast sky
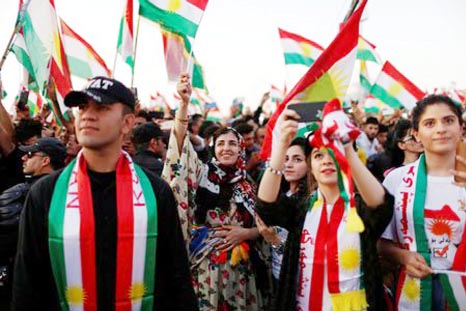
[1,0,465,114]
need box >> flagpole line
[185,0,211,83]
[131,15,141,88]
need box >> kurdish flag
[161,28,206,89]
[139,0,209,38]
[60,19,111,79]
[117,0,134,70]
[370,61,425,110]
[10,28,38,92]
[357,36,381,63]
[278,28,324,67]
[261,0,368,159]
[20,0,72,115]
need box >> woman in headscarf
[162,73,265,311]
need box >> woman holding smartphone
[256,107,393,311]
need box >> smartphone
[287,101,326,123]
[17,89,29,111]
[455,140,466,183]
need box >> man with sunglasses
[0,137,66,309]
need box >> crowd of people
[0,74,464,311]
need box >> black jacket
[12,167,198,311]
[132,150,164,177]
[256,190,394,311]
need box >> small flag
[370,61,425,110]
[139,0,209,38]
[278,27,324,67]
[117,0,134,70]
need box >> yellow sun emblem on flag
[403,278,420,301]
[339,247,361,271]
[388,82,403,97]
[168,0,182,12]
[129,282,146,302]
[300,42,313,58]
[296,67,349,103]
[66,286,86,306]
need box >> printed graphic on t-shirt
[425,205,461,265]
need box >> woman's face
[284,145,308,183]
[398,129,424,155]
[414,103,462,156]
[214,131,240,167]
[310,148,338,186]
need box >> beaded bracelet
[265,160,284,175]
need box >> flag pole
[131,15,141,88]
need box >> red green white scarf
[297,191,367,311]
[394,154,466,311]
[48,151,158,310]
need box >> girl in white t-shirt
[379,95,466,311]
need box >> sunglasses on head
[399,135,415,143]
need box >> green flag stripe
[10,44,36,81]
[139,1,198,38]
[359,74,372,91]
[67,57,93,79]
[412,155,432,310]
[370,84,403,109]
[284,53,315,66]
[49,158,77,310]
[357,50,378,63]
[439,275,460,311]
[134,165,158,310]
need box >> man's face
[21,151,47,175]
[255,128,266,145]
[75,100,134,151]
[152,137,167,158]
[242,132,255,151]
[364,123,379,140]
[377,132,388,145]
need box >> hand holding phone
[454,140,466,183]
[287,101,325,123]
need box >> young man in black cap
[13,77,197,311]
[131,122,166,177]
[0,137,66,309]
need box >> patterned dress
[162,131,262,311]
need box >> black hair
[188,114,204,132]
[412,94,462,131]
[199,120,215,138]
[131,122,163,151]
[14,119,42,144]
[232,122,254,136]
[390,119,413,168]
[365,116,379,126]
[136,110,152,122]
[378,124,389,133]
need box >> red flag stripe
[60,19,111,77]
[327,198,345,293]
[187,0,208,10]
[124,0,133,36]
[77,157,98,310]
[115,155,134,310]
[381,61,425,100]
[278,28,324,50]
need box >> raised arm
[344,143,386,207]
[173,73,192,153]
[257,109,300,203]
[0,78,15,156]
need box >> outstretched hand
[278,109,300,148]
[177,73,192,106]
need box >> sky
[1,0,466,115]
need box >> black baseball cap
[131,123,165,145]
[19,137,67,169]
[64,76,135,110]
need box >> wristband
[265,160,284,175]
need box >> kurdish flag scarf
[394,154,466,311]
[297,191,367,311]
[48,151,158,311]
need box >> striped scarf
[394,154,466,311]
[297,191,367,311]
[48,151,158,311]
